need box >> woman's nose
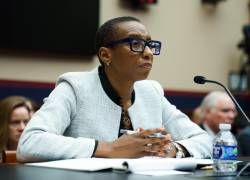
[18,122,26,130]
[142,46,153,60]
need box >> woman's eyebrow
[127,34,151,40]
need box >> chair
[2,150,17,163]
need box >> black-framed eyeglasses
[106,37,162,55]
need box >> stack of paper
[26,157,213,176]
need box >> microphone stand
[195,77,250,176]
[212,78,250,176]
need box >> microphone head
[194,76,206,84]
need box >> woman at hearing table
[17,16,212,162]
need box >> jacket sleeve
[151,81,212,158]
[17,81,96,162]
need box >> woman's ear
[99,47,111,66]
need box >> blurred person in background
[231,114,249,135]
[24,98,40,116]
[237,125,250,156]
[191,107,203,126]
[234,114,250,156]
[199,91,237,138]
[0,96,31,161]
[199,91,250,156]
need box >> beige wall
[0,0,248,92]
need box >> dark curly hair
[95,16,141,60]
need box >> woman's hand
[94,128,174,158]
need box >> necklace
[121,109,132,129]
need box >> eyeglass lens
[130,39,160,55]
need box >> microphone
[194,75,250,124]
[193,76,206,84]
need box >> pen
[120,129,138,135]
[147,132,165,139]
[120,129,165,138]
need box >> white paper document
[26,157,212,176]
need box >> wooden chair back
[2,150,17,163]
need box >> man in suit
[199,91,237,138]
[237,126,250,156]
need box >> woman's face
[8,106,30,149]
[108,21,155,82]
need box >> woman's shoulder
[57,67,98,85]
[135,79,162,88]
[135,80,164,95]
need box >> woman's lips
[140,63,152,70]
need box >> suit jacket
[17,67,212,161]
[237,126,250,156]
